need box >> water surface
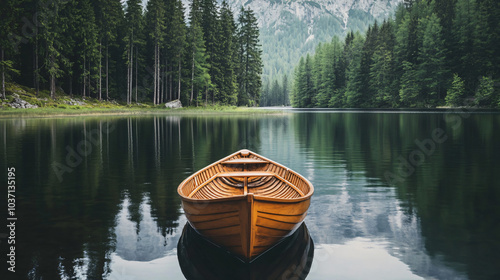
[1,110,499,279]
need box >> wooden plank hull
[178,149,314,261]
[181,196,310,260]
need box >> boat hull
[181,195,310,261]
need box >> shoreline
[2,106,499,119]
[0,107,290,119]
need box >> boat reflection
[177,222,314,280]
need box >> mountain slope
[179,0,402,84]
[228,0,402,82]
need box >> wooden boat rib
[178,149,314,261]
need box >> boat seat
[221,158,267,165]
[216,171,275,178]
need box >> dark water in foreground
[1,110,499,280]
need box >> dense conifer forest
[291,0,500,108]
[0,0,263,107]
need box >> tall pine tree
[188,0,211,106]
[237,7,263,106]
[124,0,143,104]
[216,1,238,105]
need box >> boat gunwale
[177,149,314,203]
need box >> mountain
[179,0,402,85]
[230,0,402,81]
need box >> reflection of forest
[0,115,263,279]
[1,112,499,279]
[285,112,500,279]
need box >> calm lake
[1,109,499,279]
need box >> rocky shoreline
[5,93,39,109]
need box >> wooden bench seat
[221,158,268,165]
[216,171,275,178]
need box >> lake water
[1,109,499,280]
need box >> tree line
[260,74,290,107]
[0,0,263,107]
[291,0,500,108]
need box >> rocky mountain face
[227,0,401,29]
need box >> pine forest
[291,0,500,108]
[0,0,263,107]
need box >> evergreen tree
[75,0,100,98]
[370,20,397,107]
[291,57,305,107]
[395,10,420,106]
[124,0,143,104]
[300,54,314,107]
[399,61,421,106]
[270,79,281,106]
[59,0,79,96]
[260,79,270,106]
[40,0,72,99]
[175,0,187,101]
[478,0,500,78]
[344,33,365,107]
[0,0,21,99]
[452,0,481,95]
[310,43,323,106]
[188,0,211,106]
[200,0,220,103]
[162,0,187,103]
[445,73,466,107]
[418,12,448,105]
[217,1,238,105]
[359,22,379,106]
[474,76,497,107]
[282,74,289,106]
[96,0,123,100]
[146,0,166,105]
[237,7,263,106]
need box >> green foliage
[188,13,211,106]
[344,33,365,108]
[291,0,500,108]
[4,0,263,107]
[474,76,497,107]
[445,74,465,107]
[216,1,238,105]
[418,12,448,105]
[259,2,385,92]
[0,60,20,77]
[237,7,263,106]
[328,89,345,108]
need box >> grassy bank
[0,83,282,118]
[0,106,282,118]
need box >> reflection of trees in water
[6,113,498,278]
[114,193,176,261]
[0,118,120,279]
[0,115,265,279]
[288,112,500,279]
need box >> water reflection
[1,111,499,279]
[311,238,423,280]
[177,223,314,280]
[115,193,174,261]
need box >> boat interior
[179,151,312,200]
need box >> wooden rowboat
[177,149,314,261]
